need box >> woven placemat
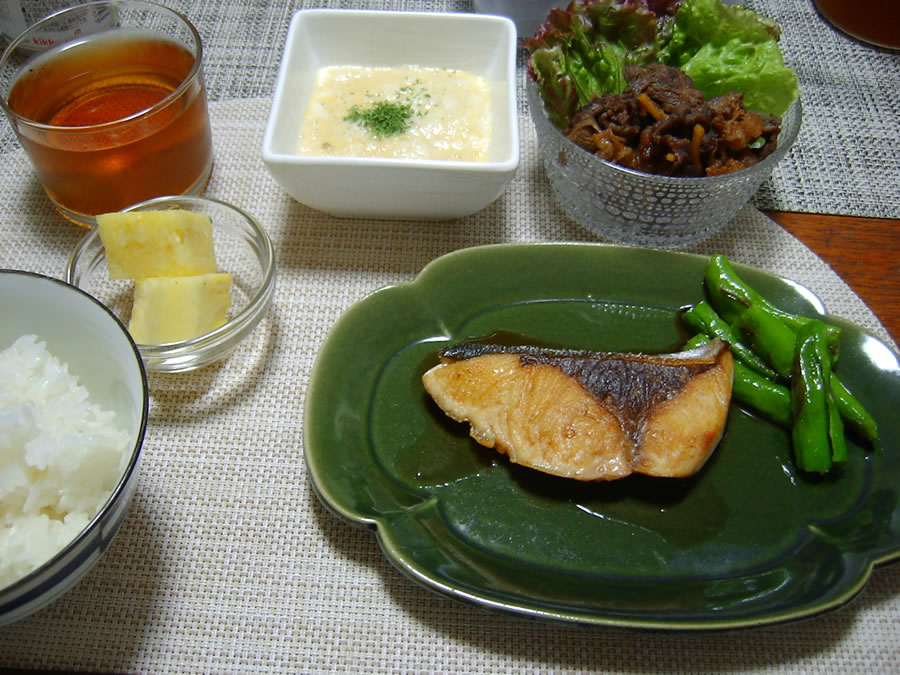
[0,94,897,674]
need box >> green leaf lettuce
[524,0,673,128]
[681,39,799,116]
[525,0,799,127]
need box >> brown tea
[7,31,212,221]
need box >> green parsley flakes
[344,100,415,137]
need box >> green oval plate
[304,244,899,630]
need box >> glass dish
[66,195,276,373]
[526,77,803,248]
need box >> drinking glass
[0,1,214,226]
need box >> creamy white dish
[298,65,492,161]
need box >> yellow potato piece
[97,210,217,280]
[128,273,233,344]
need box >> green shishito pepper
[704,254,877,446]
[684,333,792,427]
[791,321,834,473]
[733,304,797,379]
[681,301,779,380]
[833,375,879,443]
[680,254,879,475]
[809,319,848,464]
[704,254,842,358]
[791,320,849,472]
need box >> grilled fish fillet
[421,338,734,481]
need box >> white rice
[0,334,130,588]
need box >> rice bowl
[0,270,147,626]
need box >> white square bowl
[261,10,519,220]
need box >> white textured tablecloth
[1,1,898,672]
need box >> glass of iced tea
[0,1,213,226]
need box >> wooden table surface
[766,211,899,345]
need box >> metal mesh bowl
[526,76,802,248]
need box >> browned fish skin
[422,339,734,481]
